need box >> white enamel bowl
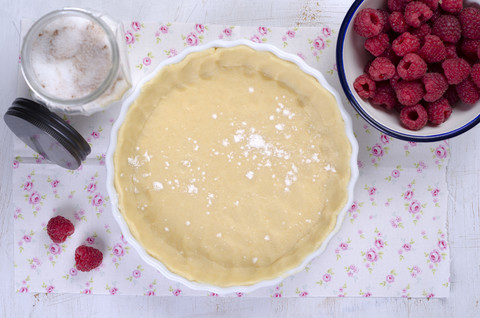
[337,0,480,142]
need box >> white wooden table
[1,0,479,317]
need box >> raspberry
[380,45,402,65]
[411,23,431,42]
[47,216,75,243]
[444,85,460,105]
[371,82,397,110]
[445,43,458,59]
[400,104,429,130]
[442,58,471,84]
[379,10,391,33]
[420,0,438,11]
[423,73,448,102]
[440,0,463,14]
[456,78,480,104]
[354,8,385,38]
[390,71,404,90]
[432,15,462,43]
[368,57,396,81]
[389,11,409,33]
[354,74,377,99]
[430,10,441,24]
[365,33,390,56]
[395,80,425,105]
[460,39,480,62]
[471,63,480,89]
[418,35,446,63]
[404,2,433,28]
[388,0,408,12]
[397,53,428,80]
[427,98,452,124]
[459,7,480,40]
[392,32,421,56]
[75,245,103,272]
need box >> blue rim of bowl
[336,0,480,142]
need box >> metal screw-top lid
[4,98,91,170]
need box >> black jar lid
[4,98,91,170]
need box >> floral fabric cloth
[13,22,449,297]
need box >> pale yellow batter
[114,46,351,286]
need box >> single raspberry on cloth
[75,245,103,272]
[400,104,429,130]
[47,216,74,243]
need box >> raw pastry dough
[114,46,351,286]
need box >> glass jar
[21,8,132,115]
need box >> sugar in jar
[21,8,132,115]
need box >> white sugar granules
[30,16,113,100]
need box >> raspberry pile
[353,0,480,131]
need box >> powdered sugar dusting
[284,163,298,192]
[187,184,198,194]
[153,181,163,190]
[234,129,245,143]
[248,134,266,148]
[128,156,142,167]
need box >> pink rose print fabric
[13,22,449,298]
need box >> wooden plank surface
[0,0,479,316]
